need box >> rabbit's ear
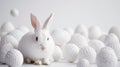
[43,13,53,29]
[31,13,40,30]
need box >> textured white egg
[10,8,19,17]
[77,59,90,67]
[99,34,107,42]
[5,49,23,67]
[69,33,88,48]
[96,47,118,67]
[0,22,15,37]
[89,39,105,53]
[1,35,18,48]
[63,43,79,62]
[0,43,13,63]
[89,26,102,39]
[51,28,71,47]
[104,33,120,60]
[109,26,120,41]
[53,46,63,61]
[17,26,29,35]
[78,46,96,63]
[8,29,24,42]
[75,24,88,37]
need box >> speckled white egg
[51,28,71,47]
[8,29,24,42]
[78,46,96,63]
[109,26,120,41]
[1,35,18,48]
[69,33,88,48]
[96,47,118,67]
[17,26,29,35]
[75,24,88,37]
[10,8,19,17]
[5,49,23,67]
[63,43,79,63]
[0,22,15,37]
[77,59,90,67]
[89,39,105,53]
[99,34,107,42]
[53,46,63,61]
[0,43,13,63]
[104,33,120,59]
[89,26,102,39]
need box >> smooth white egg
[75,24,88,37]
[63,27,74,36]
[53,46,63,61]
[78,46,96,63]
[17,26,29,35]
[1,35,18,48]
[69,33,88,48]
[10,8,19,17]
[0,22,15,37]
[0,43,13,63]
[89,39,105,53]
[89,26,102,39]
[77,59,90,67]
[104,33,120,60]
[51,28,71,47]
[96,47,118,67]
[63,43,79,63]
[5,49,23,67]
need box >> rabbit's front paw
[42,58,51,65]
[25,58,34,64]
[34,60,42,65]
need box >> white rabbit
[18,13,55,65]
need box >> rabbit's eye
[47,37,49,41]
[36,37,38,41]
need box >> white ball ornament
[89,26,102,39]
[5,49,23,67]
[89,39,105,53]
[63,43,79,63]
[96,47,118,67]
[77,59,90,67]
[75,24,88,37]
[1,35,18,48]
[0,22,15,37]
[51,28,71,47]
[0,43,13,63]
[53,46,63,61]
[69,33,88,48]
[10,8,19,17]
[78,46,96,63]
[104,33,120,60]
[109,26,120,41]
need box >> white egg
[99,34,107,42]
[17,26,29,35]
[10,8,19,17]
[69,33,88,48]
[89,39,105,53]
[51,28,71,47]
[77,59,90,67]
[63,43,79,63]
[53,46,63,61]
[0,43,13,63]
[89,26,102,39]
[5,49,23,67]
[0,22,15,37]
[75,24,88,37]
[104,33,120,60]
[63,27,74,36]
[96,47,118,67]
[8,29,24,42]
[1,35,18,48]
[109,26,120,41]
[78,46,96,63]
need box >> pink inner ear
[31,14,38,30]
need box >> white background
[0,0,120,32]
